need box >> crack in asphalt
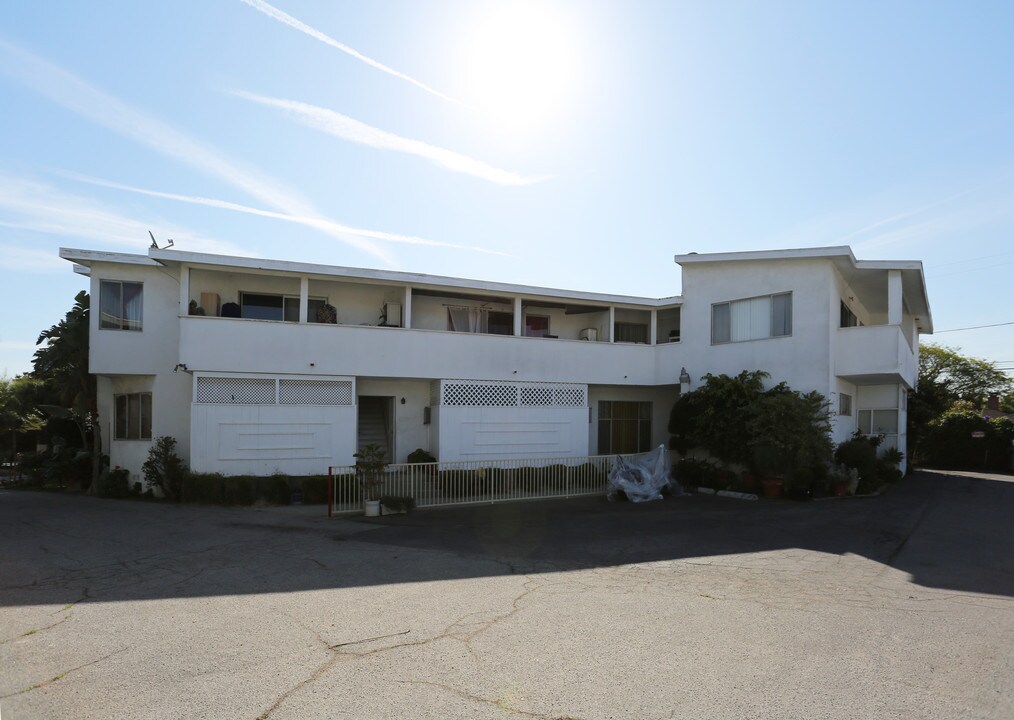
[396,678,584,720]
[0,647,127,699]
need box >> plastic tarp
[606,444,681,502]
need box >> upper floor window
[99,280,143,331]
[240,293,326,322]
[711,292,791,344]
[840,301,862,328]
[614,322,649,344]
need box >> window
[840,301,861,328]
[598,401,652,454]
[839,393,852,416]
[447,307,514,335]
[100,280,143,331]
[858,409,898,435]
[240,293,326,322]
[488,311,514,335]
[114,392,152,440]
[711,292,791,344]
[614,322,649,344]
[525,315,550,337]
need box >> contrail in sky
[239,0,470,109]
[0,38,394,264]
[58,171,512,257]
[232,91,545,186]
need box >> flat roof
[59,247,684,309]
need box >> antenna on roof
[148,231,175,250]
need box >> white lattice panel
[279,379,353,406]
[443,382,518,407]
[196,377,275,404]
[441,380,586,408]
[553,386,587,406]
[519,386,553,406]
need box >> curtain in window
[772,293,792,337]
[100,282,122,330]
[448,307,488,333]
[711,303,730,344]
[122,283,143,331]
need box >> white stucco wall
[190,404,357,475]
[435,406,589,462]
[676,259,835,398]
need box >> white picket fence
[328,454,632,515]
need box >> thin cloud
[239,0,468,109]
[0,244,72,274]
[0,38,393,264]
[0,174,243,255]
[58,171,512,257]
[232,91,546,186]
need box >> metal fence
[328,454,631,515]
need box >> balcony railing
[328,454,634,515]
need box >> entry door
[357,396,394,462]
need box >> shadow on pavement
[1,470,1011,607]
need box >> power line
[934,320,1014,334]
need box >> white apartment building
[60,245,932,480]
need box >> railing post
[327,466,333,518]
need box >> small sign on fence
[971,431,986,438]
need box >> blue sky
[1,1,1013,377]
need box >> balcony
[835,325,917,388]
[178,316,661,386]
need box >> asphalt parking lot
[2,470,1012,719]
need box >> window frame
[239,292,328,323]
[598,401,652,454]
[524,314,551,338]
[711,292,792,345]
[613,322,649,344]
[838,393,853,417]
[99,280,144,331]
[114,392,152,441]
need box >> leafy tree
[669,370,833,482]
[31,291,101,491]
[909,344,1014,463]
[0,375,46,462]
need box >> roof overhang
[675,245,933,334]
[144,248,683,308]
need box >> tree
[668,370,833,482]
[0,376,45,462]
[31,291,101,491]
[909,344,1014,463]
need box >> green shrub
[676,458,721,489]
[142,437,187,501]
[98,466,131,498]
[923,409,1013,471]
[302,476,330,505]
[407,448,436,464]
[379,495,416,513]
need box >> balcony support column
[650,309,658,345]
[514,297,523,336]
[888,270,903,325]
[608,307,615,342]
[404,286,412,329]
[179,264,190,317]
[299,277,309,323]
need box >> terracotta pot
[760,478,784,499]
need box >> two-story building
[60,245,931,482]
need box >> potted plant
[354,444,388,516]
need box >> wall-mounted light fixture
[173,363,189,373]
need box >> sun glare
[458,2,583,139]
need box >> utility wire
[934,320,1014,334]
